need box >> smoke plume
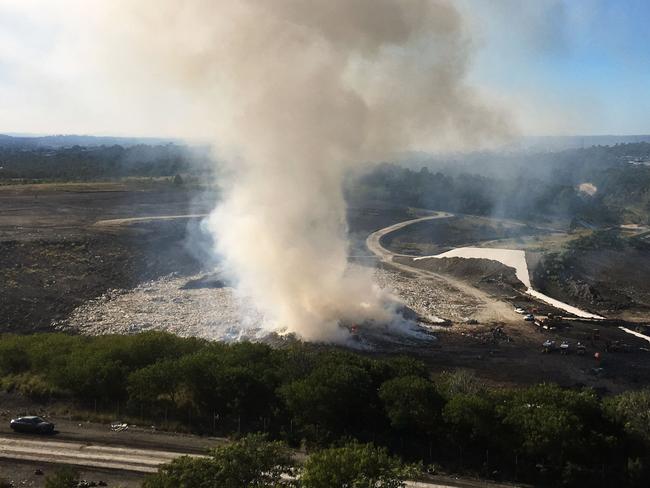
[111,0,510,340]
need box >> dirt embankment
[533,247,650,318]
[399,256,526,293]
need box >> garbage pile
[55,273,266,341]
[374,268,479,323]
[461,325,512,345]
[57,265,477,340]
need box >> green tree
[605,389,650,442]
[279,361,375,442]
[604,389,650,486]
[500,385,608,464]
[181,342,280,420]
[0,338,29,374]
[379,375,443,434]
[127,358,183,407]
[301,442,409,488]
[442,393,497,447]
[143,434,296,488]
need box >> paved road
[0,434,520,487]
[0,434,194,474]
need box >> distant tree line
[1,332,649,487]
[3,138,650,226]
[0,144,213,181]
[347,142,650,224]
[348,163,619,223]
[416,142,650,184]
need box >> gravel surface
[374,267,479,324]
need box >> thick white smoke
[109,0,510,340]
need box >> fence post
[515,453,518,481]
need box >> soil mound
[403,256,526,290]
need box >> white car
[514,307,526,314]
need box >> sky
[0,0,648,138]
[461,0,650,136]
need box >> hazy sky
[0,0,648,138]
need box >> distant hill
[0,134,183,148]
[0,137,214,181]
[514,134,650,152]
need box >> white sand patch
[619,327,650,344]
[416,246,605,319]
[417,247,531,287]
[527,289,604,319]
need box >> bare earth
[367,213,520,325]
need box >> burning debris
[56,265,471,344]
[97,0,510,342]
[374,268,482,325]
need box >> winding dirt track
[366,213,520,324]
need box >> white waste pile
[55,273,266,341]
[57,267,473,340]
[373,268,479,324]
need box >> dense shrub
[301,442,410,488]
[0,332,645,486]
[143,434,296,488]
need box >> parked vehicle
[542,339,556,353]
[524,314,535,321]
[560,341,570,354]
[9,416,55,434]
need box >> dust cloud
[107,0,511,341]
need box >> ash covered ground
[4,184,650,390]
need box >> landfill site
[3,183,650,394]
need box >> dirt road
[367,213,520,324]
[93,214,209,227]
